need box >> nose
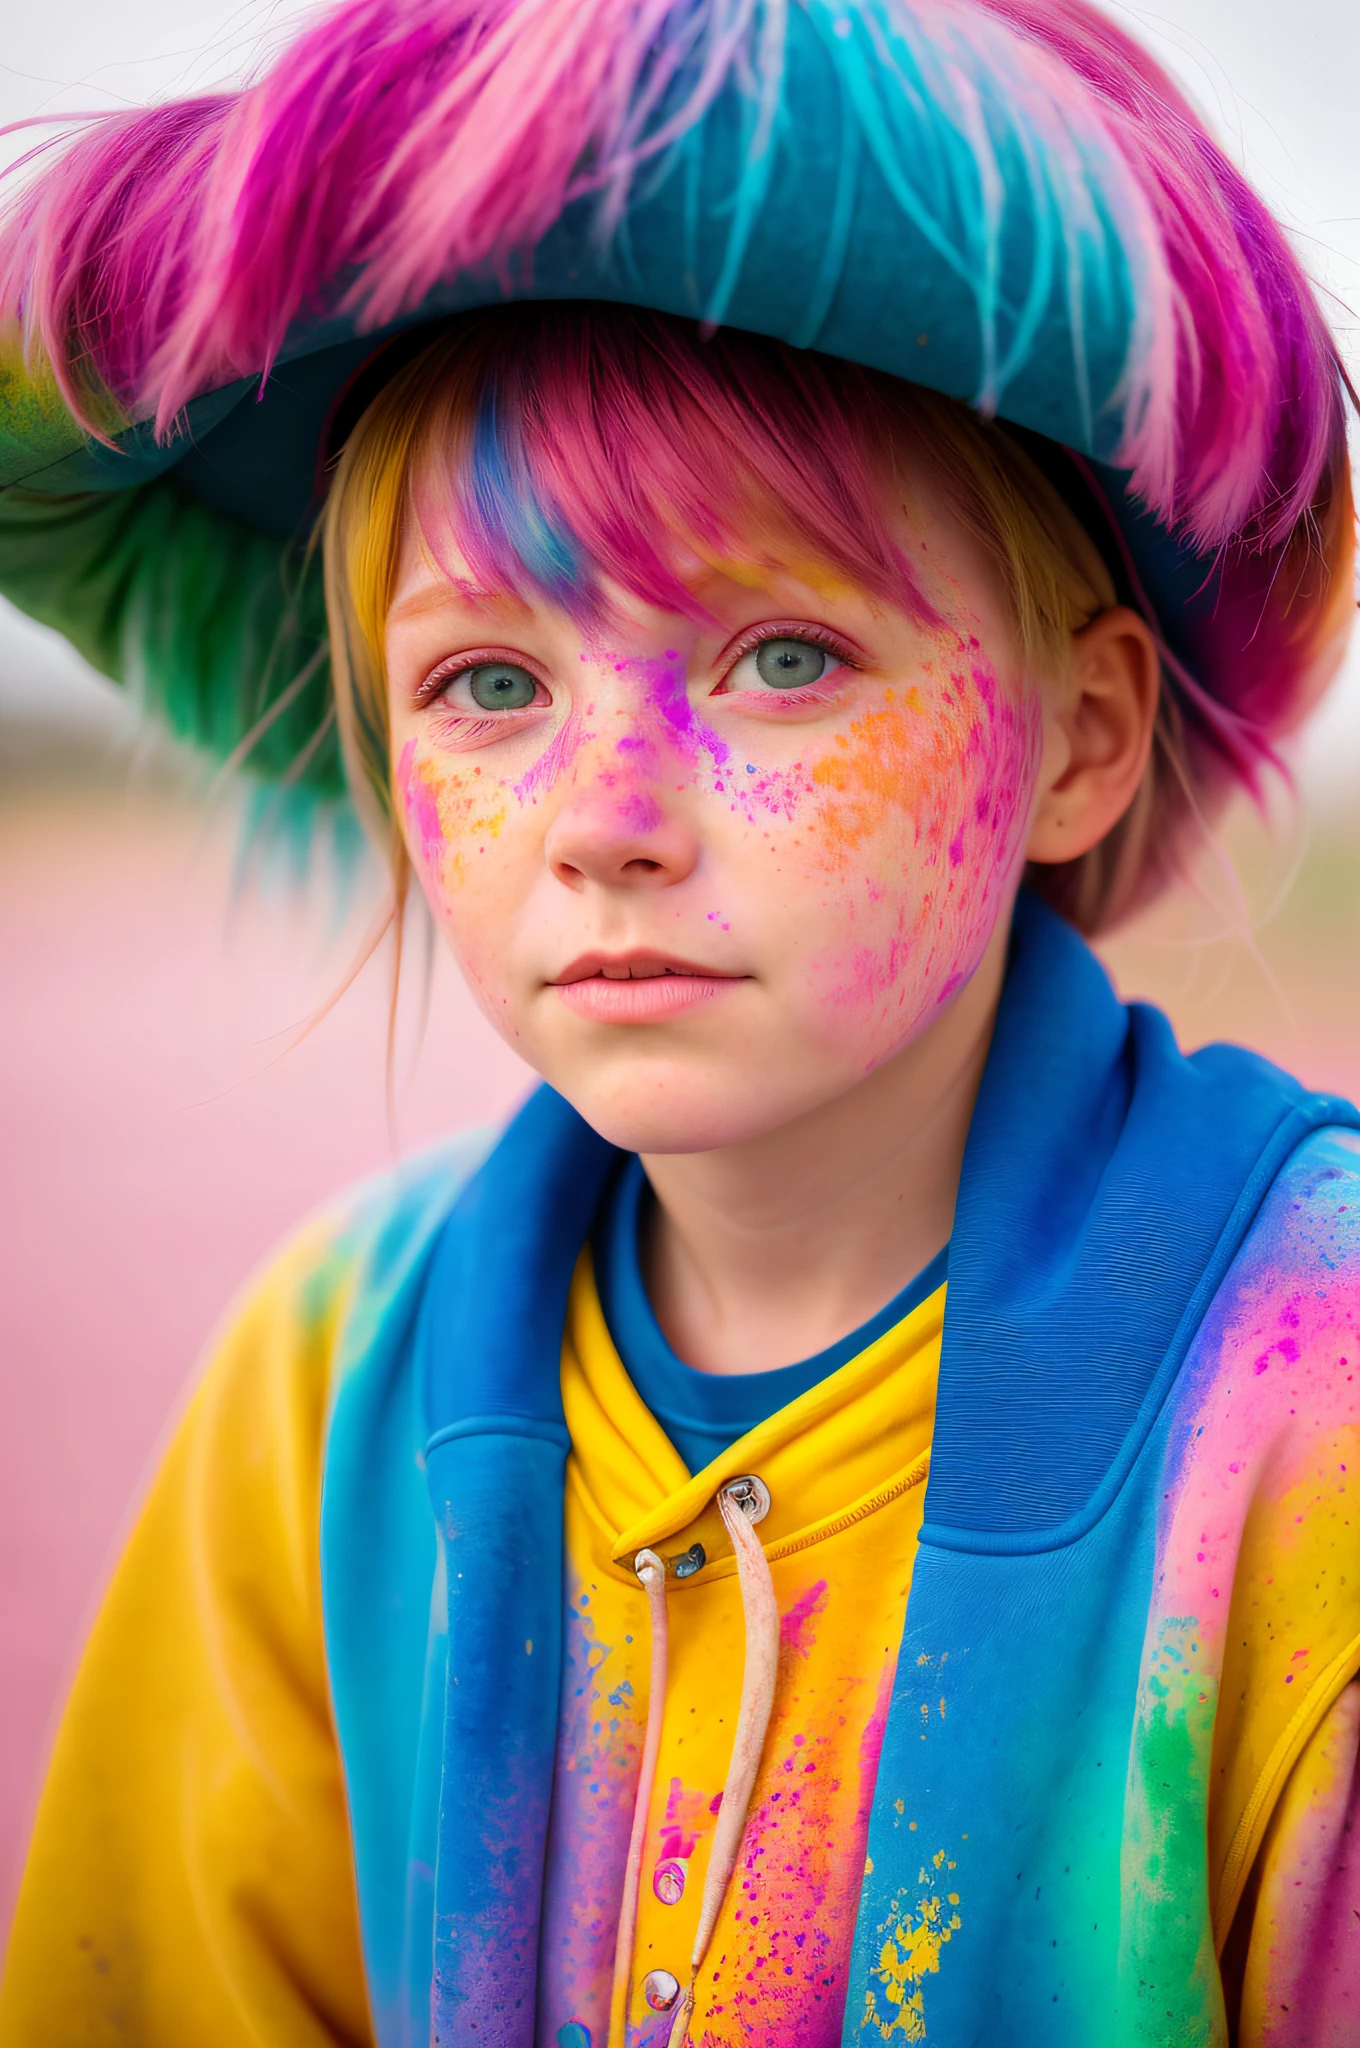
[544,779,700,892]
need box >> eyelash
[716,623,861,697]
[414,653,550,712]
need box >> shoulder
[309,1133,509,2013]
[1152,1122,1360,1604]
[1165,1122,1360,1447]
[1208,1122,1360,1363]
[1158,1121,1360,1581]
[1245,1120,1360,1261]
[148,1125,501,1578]
[306,1124,500,1299]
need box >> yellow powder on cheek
[400,741,507,892]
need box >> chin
[544,1057,817,1157]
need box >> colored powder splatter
[635,651,730,772]
[398,738,508,887]
[618,789,664,834]
[781,1580,830,1659]
[704,1585,901,2047]
[660,1777,713,1863]
[515,711,587,803]
[797,649,1041,1030]
[809,661,1035,885]
[537,1577,644,2041]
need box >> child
[1,0,1357,2043]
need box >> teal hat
[0,0,1349,809]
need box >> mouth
[549,951,748,1024]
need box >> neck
[639,911,1010,1376]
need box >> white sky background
[2,0,1359,802]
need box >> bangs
[397,305,940,630]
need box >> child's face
[385,479,1047,1153]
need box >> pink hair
[402,310,957,631]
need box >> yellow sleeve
[0,1223,375,2047]
[1232,1679,1360,2047]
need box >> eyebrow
[387,580,514,626]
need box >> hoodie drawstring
[610,1547,670,2045]
[667,1477,778,2046]
[609,1476,778,2046]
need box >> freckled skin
[385,498,1046,1155]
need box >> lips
[549,951,746,1023]
[553,950,736,984]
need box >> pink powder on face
[728,759,815,828]
[617,789,663,833]
[543,643,736,816]
[401,569,1043,1111]
[604,647,821,829]
[398,737,445,876]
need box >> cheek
[752,656,1041,1040]
[396,736,512,907]
[811,657,1036,870]
[397,736,548,1031]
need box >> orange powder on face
[800,650,1042,1033]
[809,686,941,868]
[809,652,1039,887]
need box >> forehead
[384,456,1011,650]
[387,533,526,625]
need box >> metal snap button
[653,1858,685,1905]
[724,1474,771,1523]
[643,1968,681,2011]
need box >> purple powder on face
[637,653,730,771]
[513,711,586,803]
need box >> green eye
[753,639,829,688]
[465,662,539,710]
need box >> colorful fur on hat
[0,0,1351,824]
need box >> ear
[1026,605,1161,865]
